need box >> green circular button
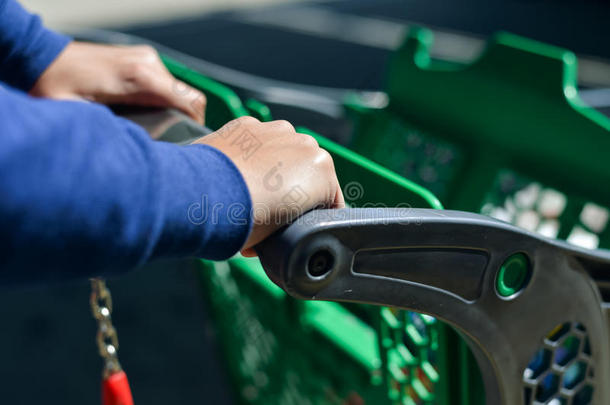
[496,253,530,297]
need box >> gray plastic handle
[256,208,610,405]
[116,107,212,143]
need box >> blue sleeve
[0,86,253,287]
[0,0,71,90]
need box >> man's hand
[194,116,345,256]
[30,42,206,124]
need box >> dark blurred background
[3,1,609,404]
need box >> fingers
[28,42,208,125]
[141,46,206,124]
[119,45,207,124]
[314,148,344,209]
[161,78,207,125]
[320,148,345,209]
[333,177,346,208]
[240,247,258,257]
[140,70,206,125]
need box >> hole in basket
[555,336,581,367]
[583,337,591,356]
[580,202,608,234]
[547,323,571,342]
[567,226,599,250]
[535,373,559,402]
[574,322,586,332]
[573,384,593,405]
[408,312,429,341]
[402,332,419,358]
[563,361,587,389]
[524,348,551,380]
[537,189,567,218]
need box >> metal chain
[90,278,122,378]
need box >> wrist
[150,141,253,260]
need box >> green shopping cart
[136,26,610,405]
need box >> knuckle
[301,134,319,148]
[190,91,207,109]
[317,149,334,170]
[198,92,207,106]
[125,61,152,78]
[134,45,158,58]
[273,119,295,133]
[237,116,260,126]
[121,64,155,90]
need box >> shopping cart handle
[115,106,212,143]
[256,207,610,405]
[257,207,610,301]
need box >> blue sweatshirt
[0,0,253,286]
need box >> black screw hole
[307,249,335,278]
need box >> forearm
[0,0,70,90]
[0,88,252,287]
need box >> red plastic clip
[102,370,134,405]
